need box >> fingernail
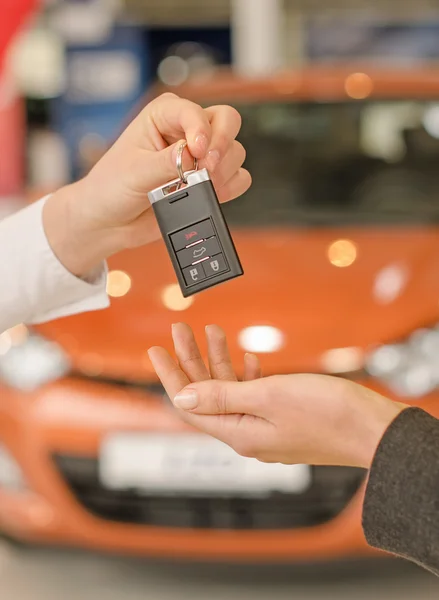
[195,133,209,154]
[206,149,220,172]
[174,390,198,410]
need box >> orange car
[2,67,439,562]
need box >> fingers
[205,325,237,381]
[147,94,212,159]
[144,139,249,200]
[204,105,242,172]
[123,95,247,198]
[173,378,265,417]
[126,142,198,196]
[147,346,190,400]
[244,353,262,381]
[209,141,246,190]
[139,97,242,166]
[216,168,252,203]
[206,140,250,204]
[177,410,269,454]
[171,323,210,382]
[148,348,270,451]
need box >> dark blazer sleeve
[362,407,439,576]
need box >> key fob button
[171,219,215,252]
[183,264,206,286]
[176,236,221,268]
[150,171,243,297]
[203,254,228,277]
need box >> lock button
[183,264,206,286]
[203,254,228,277]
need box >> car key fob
[148,143,243,297]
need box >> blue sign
[52,24,150,178]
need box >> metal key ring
[176,140,198,184]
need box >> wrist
[350,387,409,469]
[43,181,121,278]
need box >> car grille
[52,454,365,530]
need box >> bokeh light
[161,284,195,311]
[345,73,373,100]
[238,326,285,353]
[106,271,132,298]
[327,240,358,268]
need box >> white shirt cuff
[29,196,110,324]
[0,196,110,330]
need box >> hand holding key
[149,324,407,469]
[43,93,250,279]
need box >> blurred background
[2,0,439,598]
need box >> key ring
[176,140,198,184]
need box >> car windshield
[222,100,439,227]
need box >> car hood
[37,226,439,380]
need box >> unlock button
[183,264,206,286]
[203,254,228,277]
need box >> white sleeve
[0,196,110,333]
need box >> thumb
[172,379,261,416]
[143,140,198,192]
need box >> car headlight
[365,326,439,398]
[0,330,70,392]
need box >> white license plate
[99,433,312,498]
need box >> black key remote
[148,168,243,297]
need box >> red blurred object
[0,77,25,196]
[0,0,38,198]
[0,0,38,69]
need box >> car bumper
[0,376,433,562]
[0,490,373,562]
